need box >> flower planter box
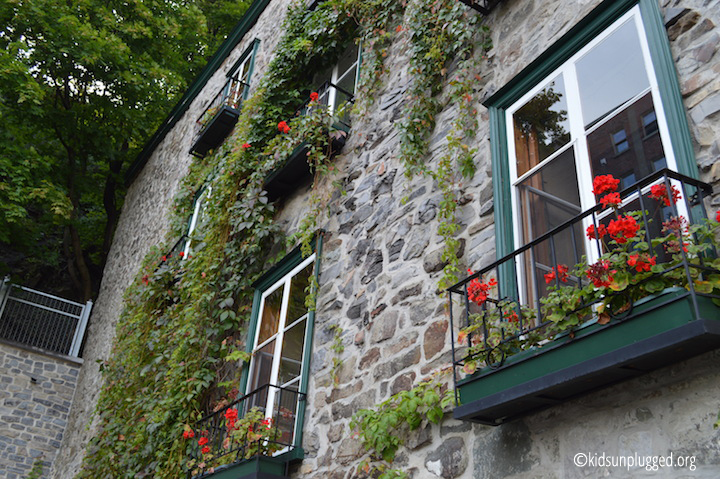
[191,105,241,157]
[194,450,302,479]
[264,123,348,201]
[454,288,720,425]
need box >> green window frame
[484,0,697,266]
[239,239,322,455]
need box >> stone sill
[0,337,84,366]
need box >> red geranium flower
[599,192,622,209]
[504,311,519,322]
[607,215,640,244]
[141,275,149,286]
[161,255,167,262]
[183,429,195,439]
[627,254,657,272]
[544,264,569,284]
[179,251,185,258]
[592,175,620,196]
[648,183,681,206]
[198,437,209,446]
[715,210,720,223]
[201,446,211,455]
[466,270,497,307]
[277,121,290,134]
[586,224,607,240]
[310,92,319,102]
[241,142,251,150]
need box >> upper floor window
[182,185,212,258]
[311,42,360,119]
[245,252,316,450]
[486,0,697,302]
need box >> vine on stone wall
[397,0,491,289]
[351,372,454,479]
[76,1,405,477]
[78,0,492,476]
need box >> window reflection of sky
[576,19,649,128]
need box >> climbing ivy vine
[77,0,491,477]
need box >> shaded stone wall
[55,0,720,478]
[0,342,81,479]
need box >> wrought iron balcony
[0,279,92,358]
[190,75,249,157]
[448,169,720,425]
[187,384,305,479]
[264,82,353,201]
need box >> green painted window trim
[240,235,322,451]
[484,0,698,264]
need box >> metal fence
[0,278,92,358]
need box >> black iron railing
[196,75,248,132]
[448,169,719,397]
[187,384,305,478]
[456,0,503,14]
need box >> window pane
[516,147,581,243]
[336,43,359,79]
[513,75,570,176]
[258,287,283,344]
[248,340,275,395]
[576,19,650,128]
[286,262,313,323]
[587,92,665,186]
[272,382,299,447]
[278,319,306,386]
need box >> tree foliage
[0,0,243,300]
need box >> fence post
[0,277,10,323]
[68,299,92,358]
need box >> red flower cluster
[179,251,185,258]
[201,446,211,455]
[310,91,319,102]
[586,259,615,288]
[544,264,569,284]
[504,310,519,323]
[277,121,290,133]
[466,270,497,307]
[241,142,252,150]
[261,417,272,429]
[607,215,639,244]
[586,223,607,240]
[592,175,620,195]
[627,254,657,272]
[141,274,149,286]
[198,437,209,446]
[182,429,195,439]
[716,210,720,222]
[161,255,168,262]
[599,192,622,209]
[225,408,238,430]
[648,183,681,206]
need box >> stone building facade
[54,0,720,478]
[0,342,81,479]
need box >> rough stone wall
[0,342,81,479]
[272,0,720,478]
[53,0,720,478]
[50,1,294,477]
